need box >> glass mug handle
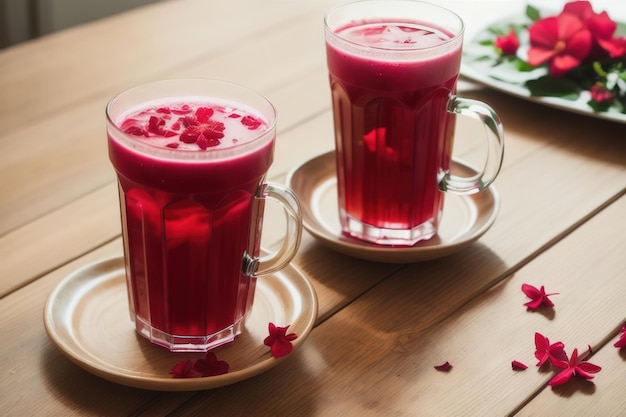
[440,96,505,195]
[242,182,303,277]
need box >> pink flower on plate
[562,0,626,59]
[590,84,614,104]
[495,28,520,56]
[527,12,592,76]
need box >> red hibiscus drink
[325,0,504,246]
[107,79,302,352]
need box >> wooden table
[2,0,626,415]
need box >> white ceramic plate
[286,151,499,263]
[44,257,318,391]
[461,14,626,124]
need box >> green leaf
[587,99,612,113]
[593,61,607,77]
[479,39,495,46]
[525,76,580,100]
[513,59,535,72]
[526,5,541,22]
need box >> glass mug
[106,79,302,352]
[325,0,504,246]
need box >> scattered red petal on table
[614,324,626,349]
[264,322,298,358]
[511,360,528,371]
[534,332,569,368]
[549,347,601,387]
[434,361,452,372]
[522,283,559,310]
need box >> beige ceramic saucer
[44,257,317,391]
[286,151,500,263]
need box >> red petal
[549,342,569,369]
[197,136,209,150]
[171,105,192,115]
[562,0,594,22]
[241,115,263,130]
[194,352,229,376]
[563,28,592,60]
[534,333,551,365]
[522,284,541,299]
[271,339,294,358]
[524,298,544,309]
[549,368,574,387]
[195,107,214,123]
[575,361,602,381]
[614,333,626,348]
[264,322,297,358]
[181,116,199,127]
[587,11,617,40]
[180,130,199,143]
[556,13,586,47]
[535,332,549,350]
[124,125,148,137]
[597,37,626,58]
[512,360,528,370]
[148,116,166,135]
[170,359,200,378]
[434,361,452,372]
[529,17,560,49]
[527,46,557,66]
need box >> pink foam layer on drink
[109,99,274,194]
[338,22,451,49]
[118,101,268,150]
[328,21,461,92]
